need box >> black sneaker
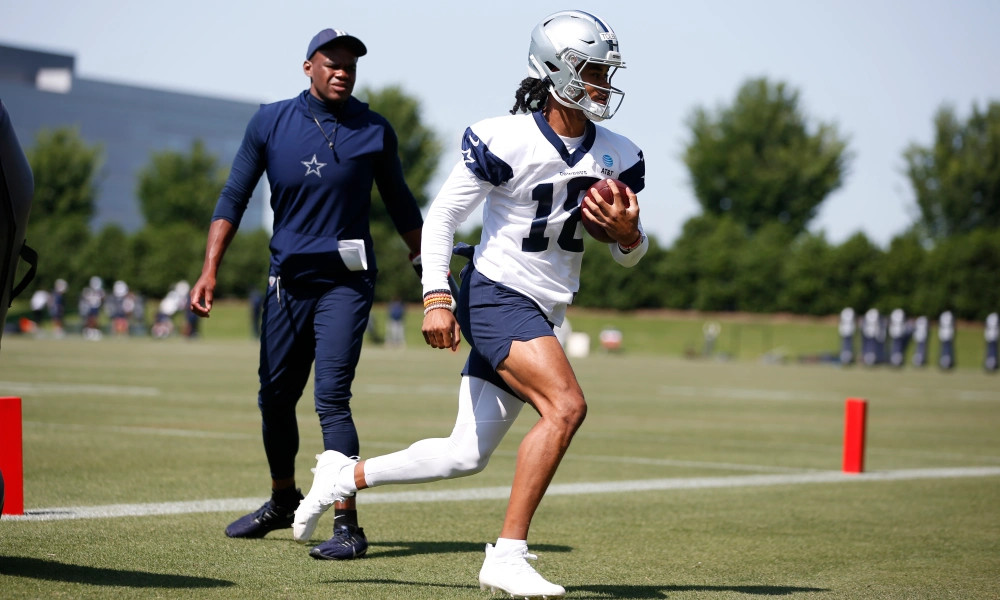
[309,523,368,560]
[225,489,303,538]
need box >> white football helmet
[527,10,626,121]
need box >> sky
[2,0,999,247]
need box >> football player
[295,11,648,596]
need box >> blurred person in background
[49,279,68,337]
[80,276,105,340]
[29,287,49,329]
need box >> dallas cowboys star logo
[302,154,326,177]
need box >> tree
[877,231,927,314]
[360,85,441,214]
[131,141,229,299]
[576,234,669,310]
[358,85,442,301]
[684,78,851,236]
[129,223,206,297]
[904,101,1000,240]
[26,127,103,223]
[778,233,835,315]
[24,127,102,292]
[827,232,882,314]
[659,215,718,309]
[137,140,226,228]
[21,217,91,295]
[690,217,746,311]
[733,222,795,313]
[914,228,1000,319]
[78,224,134,289]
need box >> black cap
[306,29,368,59]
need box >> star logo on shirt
[302,154,326,177]
[462,147,474,165]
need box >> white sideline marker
[5,466,1000,522]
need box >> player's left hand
[422,308,461,352]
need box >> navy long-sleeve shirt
[213,90,423,285]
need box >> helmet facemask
[549,50,624,122]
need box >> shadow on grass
[319,579,828,598]
[569,584,830,598]
[0,555,234,589]
[365,539,571,559]
[328,544,828,598]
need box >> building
[0,42,269,232]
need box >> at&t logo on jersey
[600,154,615,177]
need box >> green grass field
[117,299,993,368]
[1,318,998,599]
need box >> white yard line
[0,381,161,397]
[6,466,999,522]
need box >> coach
[189,28,423,560]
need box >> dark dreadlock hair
[510,77,551,115]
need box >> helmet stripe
[577,11,610,33]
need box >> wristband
[617,233,644,254]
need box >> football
[581,178,629,243]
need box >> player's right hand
[189,275,214,318]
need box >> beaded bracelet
[424,303,453,316]
[423,292,452,306]
[423,288,454,314]
[423,297,452,309]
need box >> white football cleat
[478,543,566,598]
[292,450,357,543]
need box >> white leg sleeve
[363,377,523,487]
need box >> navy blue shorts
[456,266,555,395]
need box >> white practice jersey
[422,111,647,326]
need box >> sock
[338,464,358,495]
[493,537,527,556]
[271,486,301,509]
[334,508,358,529]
